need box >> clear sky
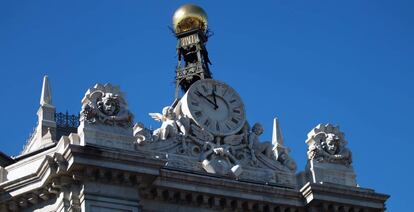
[0,0,412,210]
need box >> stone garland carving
[135,103,297,180]
[306,124,352,166]
[80,83,133,128]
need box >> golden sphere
[173,4,208,34]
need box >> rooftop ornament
[172,4,208,34]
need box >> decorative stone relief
[193,124,244,177]
[78,83,135,150]
[275,148,297,171]
[149,106,189,141]
[135,100,297,186]
[247,123,274,163]
[306,124,352,166]
[80,83,133,128]
[305,124,356,186]
[133,122,153,144]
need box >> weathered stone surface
[78,83,135,150]
[304,124,357,186]
[306,159,357,186]
[136,100,297,187]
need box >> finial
[272,117,284,147]
[40,75,53,107]
[173,4,208,34]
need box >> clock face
[181,79,246,136]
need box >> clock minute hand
[195,91,217,109]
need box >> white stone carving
[149,106,188,141]
[305,124,356,186]
[306,124,352,166]
[200,140,243,177]
[272,118,297,171]
[133,122,153,144]
[78,84,135,150]
[248,123,274,163]
[80,83,133,128]
[135,99,296,186]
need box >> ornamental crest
[306,124,352,166]
[134,101,297,186]
[80,83,133,128]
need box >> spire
[272,117,284,147]
[21,76,57,155]
[272,117,294,167]
[40,75,53,107]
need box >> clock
[181,79,246,136]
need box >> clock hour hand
[212,90,219,109]
[195,91,218,110]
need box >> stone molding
[300,182,389,211]
[1,133,389,211]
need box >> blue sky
[0,0,412,210]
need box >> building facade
[0,4,388,212]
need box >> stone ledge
[300,182,389,210]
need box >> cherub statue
[149,106,187,141]
[97,93,120,116]
[248,123,274,162]
[80,84,133,128]
[308,132,352,166]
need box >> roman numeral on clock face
[191,101,199,106]
[231,117,239,124]
[201,84,209,93]
[233,108,241,114]
[204,119,210,126]
[194,111,202,118]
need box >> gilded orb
[173,4,208,34]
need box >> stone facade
[0,79,390,212]
[0,4,388,212]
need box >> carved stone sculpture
[135,100,296,186]
[80,84,133,128]
[149,106,188,141]
[304,124,356,186]
[200,139,243,177]
[133,122,153,144]
[276,148,297,171]
[78,83,135,151]
[248,123,274,162]
[306,124,352,166]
